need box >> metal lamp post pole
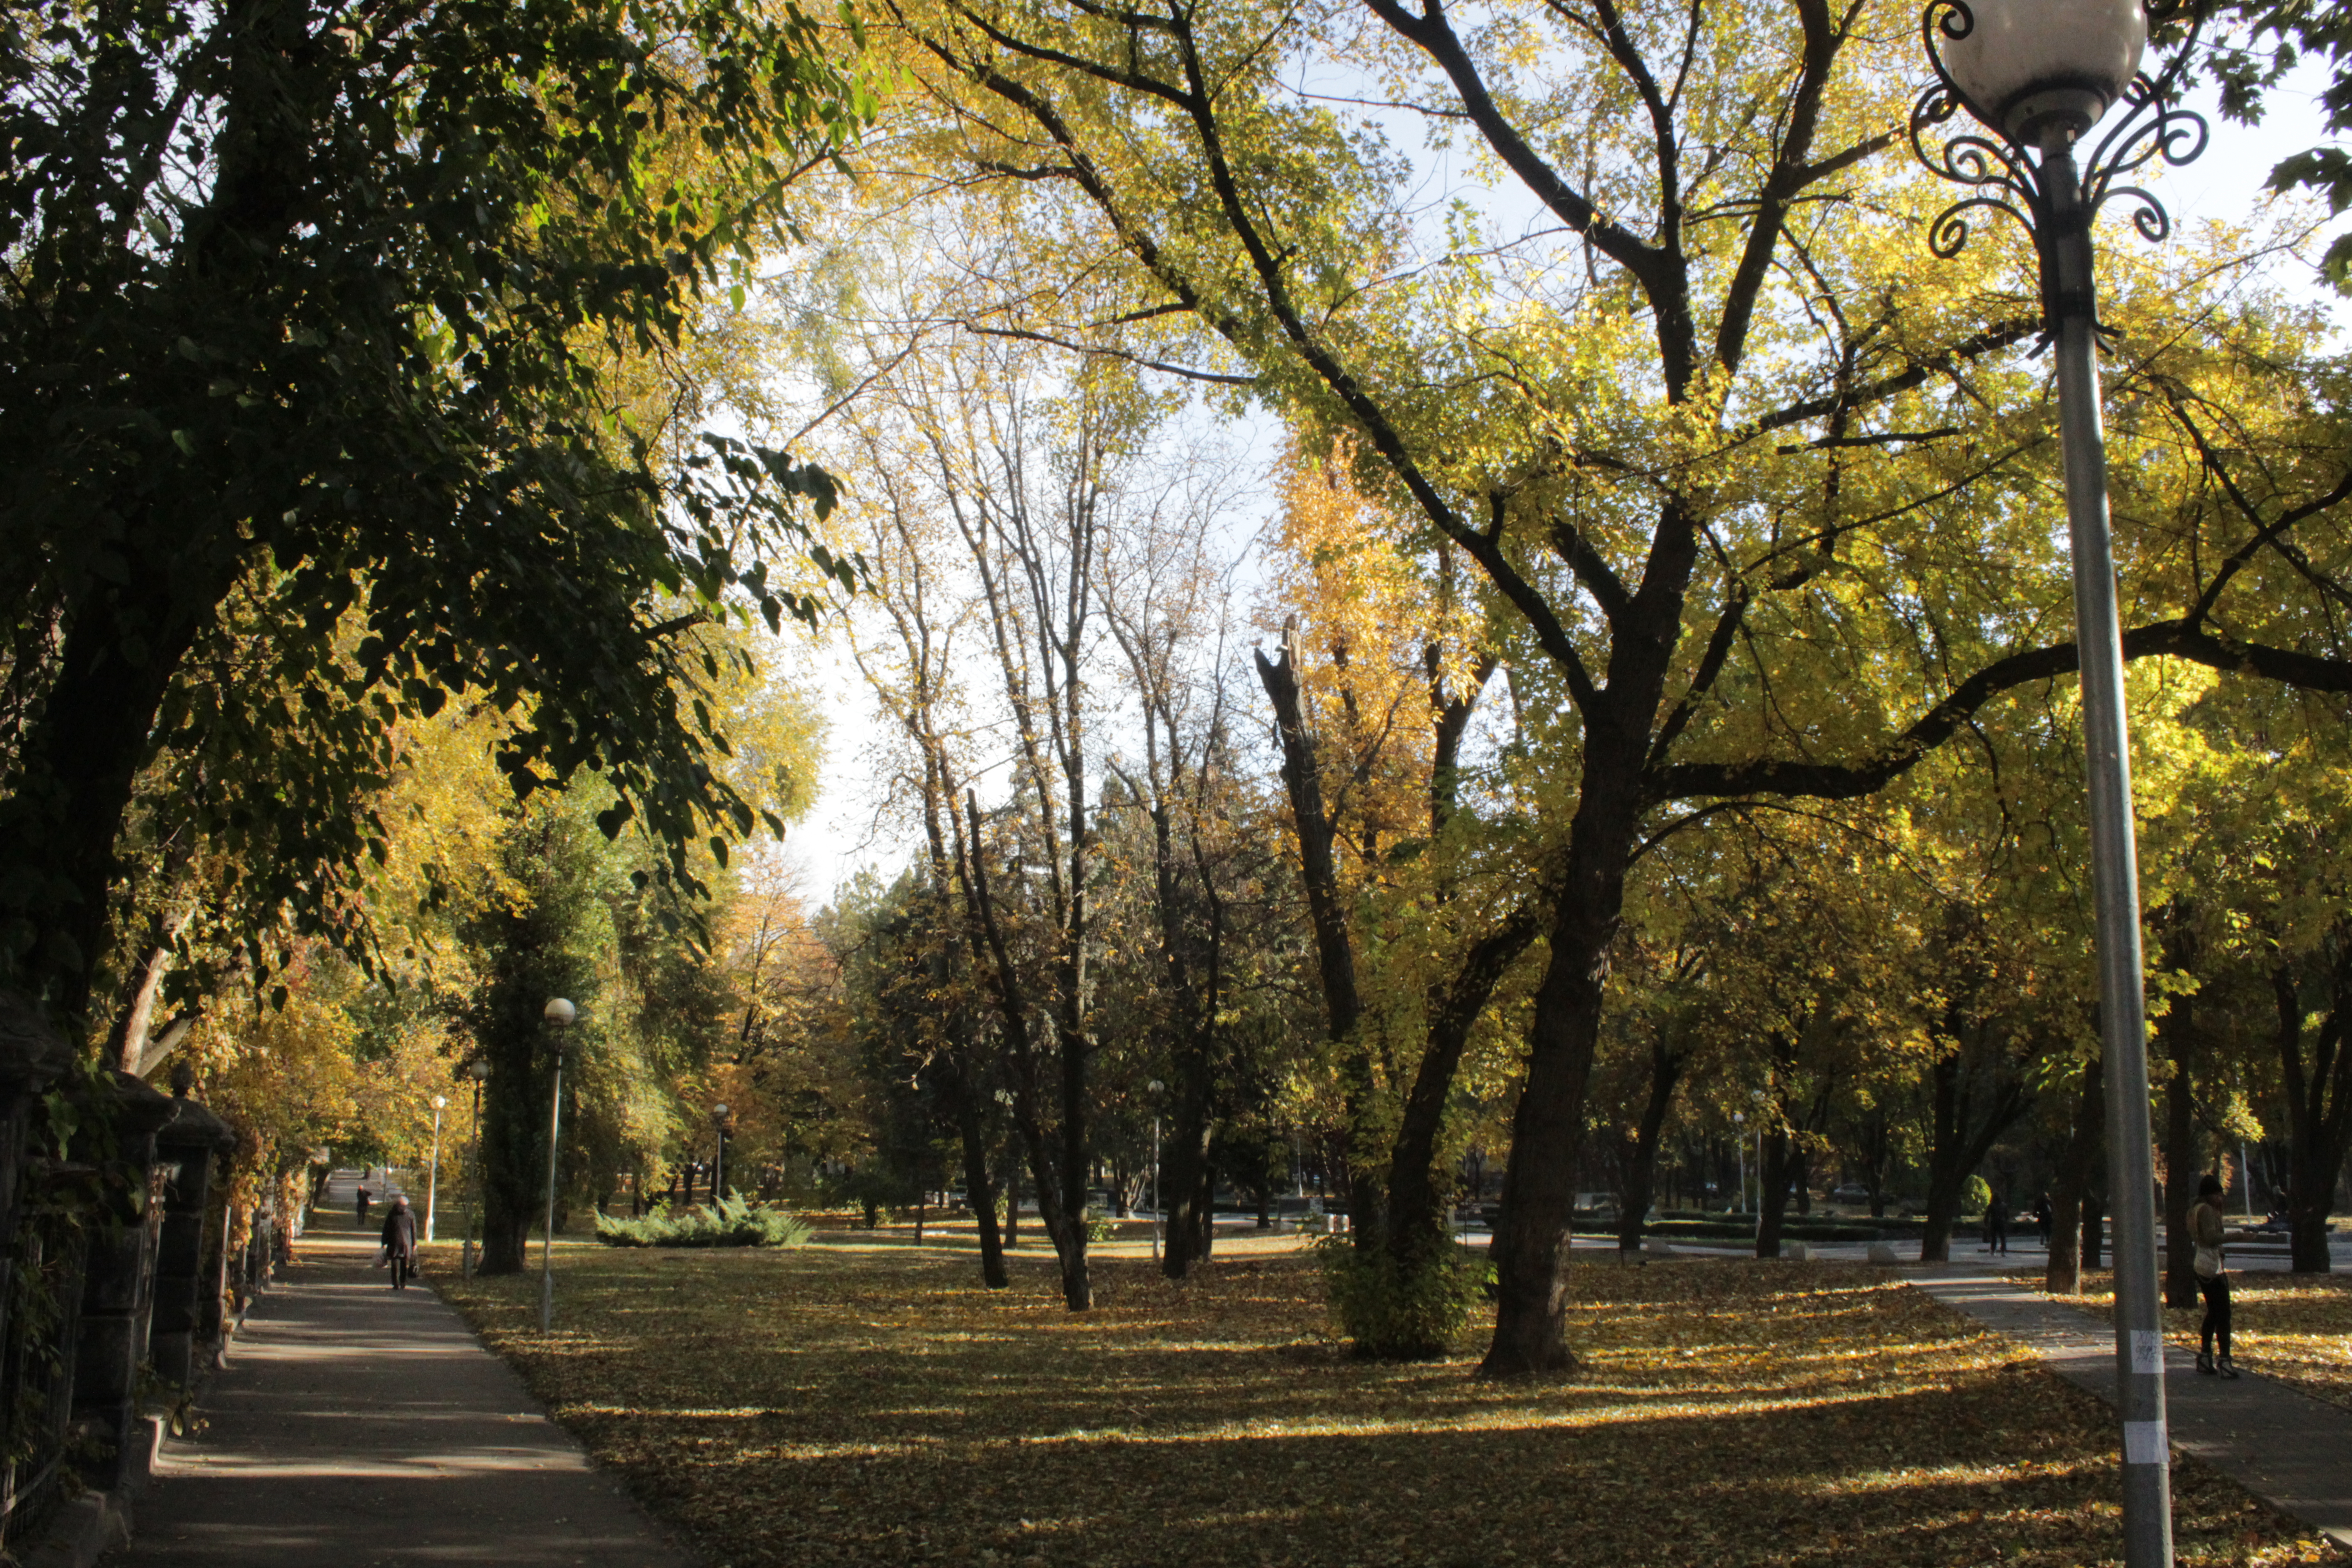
[541,1044,564,1331]
[1146,1079,1165,1264]
[1908,11,2210,1555]
[426,1096,446,1243]
[1733,1115,1746,1216]
[2039,130,2171,1566]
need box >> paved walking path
[1915,1266,2352,1547]
[103,1170,692,1568]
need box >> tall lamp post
[540,997,576,1333]
[1910,7,2206,1563]
[1145,1080,1164,1263]
[463,1058,490,1278]
[426,1095,447,1242]
[1731,1112,1746,1216]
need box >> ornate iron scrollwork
[1909,0,2209,266]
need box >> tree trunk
[1481,897,1614,1375]
[2046,1052,2103,1294]
[1917,1039,2030,1264]
[1161,1089,1214,1280]
[1003,1150,1020,1248]
[2162,1024,2201,1309]
[1254,641,1380,1249]
[953,1078,1008,1289]
[1756,1129,1795,1259]
[1616,1034,1685,1255]
[1482,664,1674,1374]
[1385,911,1537,1283]
[2275,959,2352,1274]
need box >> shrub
[1961,1176,1993,1218]
[1315,1235,1490,1359]
[595,1192,812,1249]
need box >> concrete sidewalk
[103,1170,692,1568]
[1916,1267,2352,1548]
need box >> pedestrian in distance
[2192,1173,2238,1378]
[379,1195,419,1289]
[1987,1191,2010,1256]
[2034,1191,2054,1246]
[355,1182,372,1228]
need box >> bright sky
[770,59,2348,911]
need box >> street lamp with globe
[1910,5,2208,1561]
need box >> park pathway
[102,1170,693,1568]
[1915,1266,2352,1548]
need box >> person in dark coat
[380,1195,419,1289]
[1987,1191,2011,1255]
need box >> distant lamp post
[463,1058,490,1278]
[1911,5,2206,1563]
[1732,1113,1747,1215]
[712,1103,731,1201]
[426,1095,448,1242]
[540,996,576,1332]
[1145,1080,1165,1264]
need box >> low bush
[595,1192,812,1249]
[1315,1235,1490,1359]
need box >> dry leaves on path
[2055,1270,2352,1413]
[426,1243,2340,1568]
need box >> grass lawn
[2053,1270,2352,1414]
[423,1238,2341,1568]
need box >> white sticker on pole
[2125,1421,2168,1465]
[2131,1331,2164,1374]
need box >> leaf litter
[427,1243,2342,1568]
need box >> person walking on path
[1986,1191,2010,1256]
[380,1194,419,1289]
[354,1181,372,1228]
[2193,1172,2238,1378]
[2033,1191,2053,1246]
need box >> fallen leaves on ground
[424,1241,2341,1568]
[2056,1270,2352,1413]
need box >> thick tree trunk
[2275,960,2352,1274]
[2046,1052,2103,1294]
[1917,1040,2029,1264]
[5,564,228,1022]
[953,1076,1008,1290]
[1161,1088,1214,1280]
[1254,642,1381,1248]
[1756,1130,1795,1259]
[1386,911,1537,1283]
[1481,902,1612,1376]
[1616,1035,1684,1255]
[479,1056,555,1277]
[1003,1149,1020,1249]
